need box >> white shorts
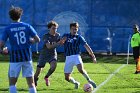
[64,55,83,73]
[9,61,34,78]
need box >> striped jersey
[62,33,87,56]
[1,22,37,62]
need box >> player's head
[70,22,79,35]
[9,6,23,21]
[133,24,139,33]
[47,21,58,32]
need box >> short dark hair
[70,22,79,28]
[9,6,23,21]
[47,21,58,29]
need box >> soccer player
[62,22,97,89]
[34,21,64,86]
[131,24,140,74]
[0,6,40,93]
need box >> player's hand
[1,47,8,55]
[90,55,97,63]
[92,57,97,63]
[58,37,67,45]
[29,38,35,44]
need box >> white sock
[9,85,17,93]
[82,72,90,81]
[69,77,77,84]
[29,86,37,93]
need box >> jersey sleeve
[29,25,37,37]
[79,35,87,46]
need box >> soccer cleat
[34,77,38,87]
[135,71,140,74]
[88,80,97,88]
[74,81,80,89]
[44,78,50,86]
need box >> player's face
[50,25,58,33]
[70,26,78,35]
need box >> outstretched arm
[84,43,97,63]
[46,37,67,49]
[30,35,40,44]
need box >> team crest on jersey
[73,37,77,40]
[67,38,73,42]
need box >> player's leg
[34,67,42,86]
[23,61,37,93]
[34,54,46,86]
[9,77,18,93]
[26,77,37,93]
[9,63,21,93]
[64,73,80,89]
[44,60,57,86]
[64,55,80,89]
[133,47,140,74]
[76,55,96,88]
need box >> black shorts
[132,46,140,60]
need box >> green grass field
[0,55,140,93]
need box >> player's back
[3,22,37,62]
[5,22,35,50]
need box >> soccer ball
[83,83,93,92]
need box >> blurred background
[0,0,139,54]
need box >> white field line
[92,64,126,93]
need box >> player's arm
[0,41,8,54]
[84,43,97,63]
[46,37,67,49]
[46,42,59,49]
[30,35,40,44]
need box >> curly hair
[47,21,59,29]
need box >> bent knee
[78,69,84,74]
[65,77,70,81]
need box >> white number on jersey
[14,31,26,45]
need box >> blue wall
[0,0,138,53]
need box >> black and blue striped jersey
[62,33,87,56]
[1,22,37,62]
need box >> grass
[0,54,139,93]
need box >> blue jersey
[1,22,37,62]
[62,33,87,56]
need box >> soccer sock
[69,77,77,84]
[29,86,37,93]
[45,68,55,78]
[9,85,17,93]
[82,72,90,81]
